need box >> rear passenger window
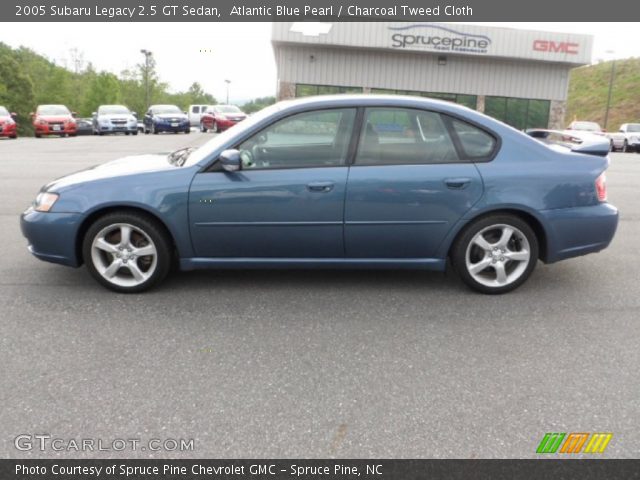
[192,106,200,113]
[450,118,496,159]
[355,108,460,165]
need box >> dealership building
[271,23,593,129]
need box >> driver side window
[237,108,356,170]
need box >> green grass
[567,57,640,129]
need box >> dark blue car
[143,104,190,134]
[21,95,618,294]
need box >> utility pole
[140,49,153,111]
[604,50,616,131]
[225,79,231,104]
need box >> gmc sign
[533,40,579,54]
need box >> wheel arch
[446,208,549,262]
[75,205,179,266]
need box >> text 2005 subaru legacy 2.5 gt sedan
[21,95,618,294]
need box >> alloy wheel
[465,224,531,288]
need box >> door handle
[444,178,472,190]
[307,181,335,193]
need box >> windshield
[152,105,182,114]
[98,105,130,115]
[0,107,9,116]
[626,124,640,132]
[37,105,70,116]
[216,105,241,114]
[184,103,282,167]
[572,121,601,132]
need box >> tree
[242,96,276,113]
[82,72,121,116]
[0,52,35,135]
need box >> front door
[189,108,356,258]
[345,107,491,259]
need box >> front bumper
[20,209,83,267]
[154,122,190,132]
[35,124,77,135]
[97,123,138,133]
[541,203,619,263]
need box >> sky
[0,22,638,104]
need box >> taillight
[595,172,607,202]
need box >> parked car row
[1,103,248,139]
[21,95,618,294]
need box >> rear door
[344,107,491,259]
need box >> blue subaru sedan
[21,95,618,294]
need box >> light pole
[603,50,616,131]
[140,49,153,111]
[224,79,231,104]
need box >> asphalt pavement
[0,133,639,458]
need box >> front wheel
[200,123,207,133]
[82,212,172,293]
[623,140,629,153]
[451,215,538,294]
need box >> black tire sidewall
[452,214,539,294]
[82,212,172,293]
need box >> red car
[200,105,247,133]
[0,106,17,139]
[32,105,77,138]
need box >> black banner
[3,0,640,22]
[3,460,640,480]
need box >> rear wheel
[82,212,172,293]
[451,214,538,294]
[214,121,220,133]
[200,122,207,133]
[623,140,629,152]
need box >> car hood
[37,115,73,122]
[154,113,188,120]
[45,153,177,191]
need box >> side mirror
[183,111,187,115]
[219,149,241,172]
[602,128,607,133]
[92,112,97,117]
[619,129,624,133]
[71,111,78,118]
[132,111,137,117]
[10,112,17,118]
[29,112,35,117]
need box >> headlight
[34,192,59,212]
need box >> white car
[616,123,640,152]
[187,104,211,127]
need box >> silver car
[92,105,138,135]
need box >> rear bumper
[542,203,618,263]
[20,209,83,267]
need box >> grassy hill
[567,57,640,129]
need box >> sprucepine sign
[389,24,491,54]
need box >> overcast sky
[0,22,637,103]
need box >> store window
[485,96,550,130]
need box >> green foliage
[0,42,217,133]
[242,96,276,113]
[567,58,640,129]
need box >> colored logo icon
[536,433,612,454]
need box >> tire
[623,140,628,153]
[214,121,220,133]
[9,134,17,139]
[151,123,158,135]
[132,131,138,136]
[35,134,41,138]
[451,214,539,294]
[184,128,190,134]
[82,212,172,293]
[609,140,615,152]
[200,123,207,133]
[69,133,77,137]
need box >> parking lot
[1,133,639,458]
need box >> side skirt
[180,258,447,271]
